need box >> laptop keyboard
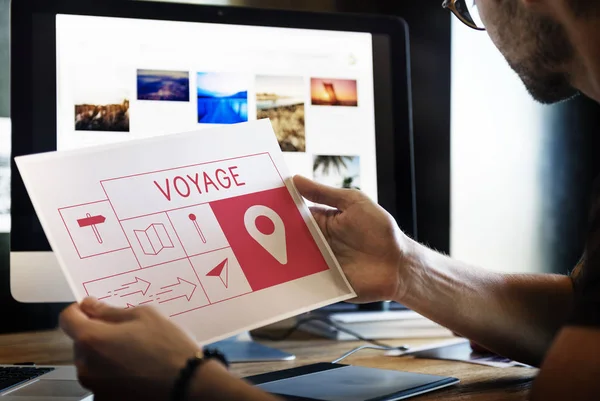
[0,366,55,393]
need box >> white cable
[331,345,408,364]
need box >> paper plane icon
[206,258,229,288]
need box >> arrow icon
[158,277,197,304]
[119,277,151,298]
[206,258,229,288]
[77,213,106,244]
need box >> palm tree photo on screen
[313,155,360,190]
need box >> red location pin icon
[244,205,287,264]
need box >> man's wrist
[393,236,427,304]
[172,349,229,401]
[186,359,232,400]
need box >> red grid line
[100,152,269,183]
[104,153,285,222]
[267,153,285,183]
[139,256,190,270]
[187,246,231,259]
[58,209,83,259]
[164,213,211,303]
[169,290,254,318]
[119,204,216,223]
[79,247,131,260]
[116,192,271,223]
[100,183,142,269]
[82,266,146,286]
[58,199,110,210]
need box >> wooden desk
[0,329,537,400]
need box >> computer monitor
[9,0,415,306]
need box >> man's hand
[293,176,576,368]
[61,298,281,401]
[60,298,205,401]
[293,175,412,303]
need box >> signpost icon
[77,213,106,244]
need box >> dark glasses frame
[442,0,486,31]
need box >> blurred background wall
[450,17,600,274]
[1,0,599,332]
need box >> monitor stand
[322,300,406,313]
[206,331,295,363]
[296,301,436,340]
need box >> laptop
[0,365,92,400]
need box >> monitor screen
[55,14,378,202]
[10,1,413,305]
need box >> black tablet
[245,362,459,401]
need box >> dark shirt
[570,178,600,326]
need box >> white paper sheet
[15,119,355,344]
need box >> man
[59,0,600,399]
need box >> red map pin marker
[244,205,287,264]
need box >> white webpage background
[55,14,378,203]
[15,120,355,344]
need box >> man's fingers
[59,303,100,340]
[293,175,358,211]
[80,297,137,323]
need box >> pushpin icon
[244,205,287,265]
[188,213,207,244]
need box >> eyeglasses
[442,0,485,31]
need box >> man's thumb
[293,175,356,210]
[80,297,136,323]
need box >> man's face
[475,0,579,104]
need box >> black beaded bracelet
[171,348,229,401]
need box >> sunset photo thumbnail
[310,78,358,107]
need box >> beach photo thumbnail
[73,66,130,132]
[256,75,305,152]
[310,78,358,107]
[313,155,360,190]
[137,69,190,101]
[197,72,248,124]
[75,100,130,132]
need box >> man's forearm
[399,240,574,366]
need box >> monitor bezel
[10,0,416,254]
